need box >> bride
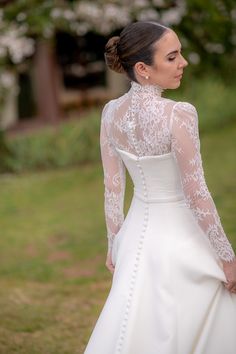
[83,21,236,354]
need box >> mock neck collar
[130,80,164,97]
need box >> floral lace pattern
[100,112,126,252]
[170,102,235,262]
[100,81,235,262]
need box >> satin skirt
[84,195,236,354]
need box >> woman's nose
[180,55,188,68]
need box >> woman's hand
[106,250,115,274]
[222,257,236,293]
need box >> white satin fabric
[84,148,236,354]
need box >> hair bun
[104,36,125,74]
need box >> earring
[145,75,149,80]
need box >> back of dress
[100,80,235,263]
[103,81,173,157]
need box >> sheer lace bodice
[100,81,235,262]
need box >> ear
[134,61,149,79]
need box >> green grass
[0,123,235,353]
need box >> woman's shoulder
[166,99,199,132]
[102,97,117,109]
[160,98,198,128]
[102,92,128,117]
[169,99,198,116]
[101,98,117,118]
[153,95,197,114]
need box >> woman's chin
[167,81,181,90]
[175,81,181,88]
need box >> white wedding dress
[83,81,236,354]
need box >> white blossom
[152,0,165,7]
[188,52,200,65]
[179,36,188,47]
[137,8,160,21]
[16,12,27,22]
[70,22,91,36]
[43,26,54,39]
[102,4,130,31]
[64,10,76,21]
[19,23,29,33]
[0,26,35,64]
[51,8,62,19]
[0,70,15,89]
[0,46,7,58]
[230,33,236,46]
[205,42,225,54]
[231,8,236,22]
[132,0,150,9]
[161,7,185,26]
[75,2,102,22]
[74,2,131,34]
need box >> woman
[84,21,236,354]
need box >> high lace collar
[130,80,164,97]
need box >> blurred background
[0,1,235,353]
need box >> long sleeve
[100,106,126,253]
[170,102,236,263]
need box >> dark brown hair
[104,21,169,82]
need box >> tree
[0,0,235,120]
[179,0,236,76]
[0,0,186,120]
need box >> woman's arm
[100,105,126,254]
[170,101,236,263]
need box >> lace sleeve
[100,105,126,253]
[170,102,236,263]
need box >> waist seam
[134,191,185,204]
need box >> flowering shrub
[0,0,187,116]
[0,8,34,115]
[0,0,235,117]
[0,69,16,108]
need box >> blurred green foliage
[0,75,235,174]
[177,0,236,77]
[1,0,236,72]
[5,109,101,173]
[0,1,236,173]
[2,0,74,40]
[0,129,14,172]
[166,74,236,131]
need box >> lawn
[0,122,235,353]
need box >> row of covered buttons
[115,154,149,353]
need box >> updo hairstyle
[104,21,168,82]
